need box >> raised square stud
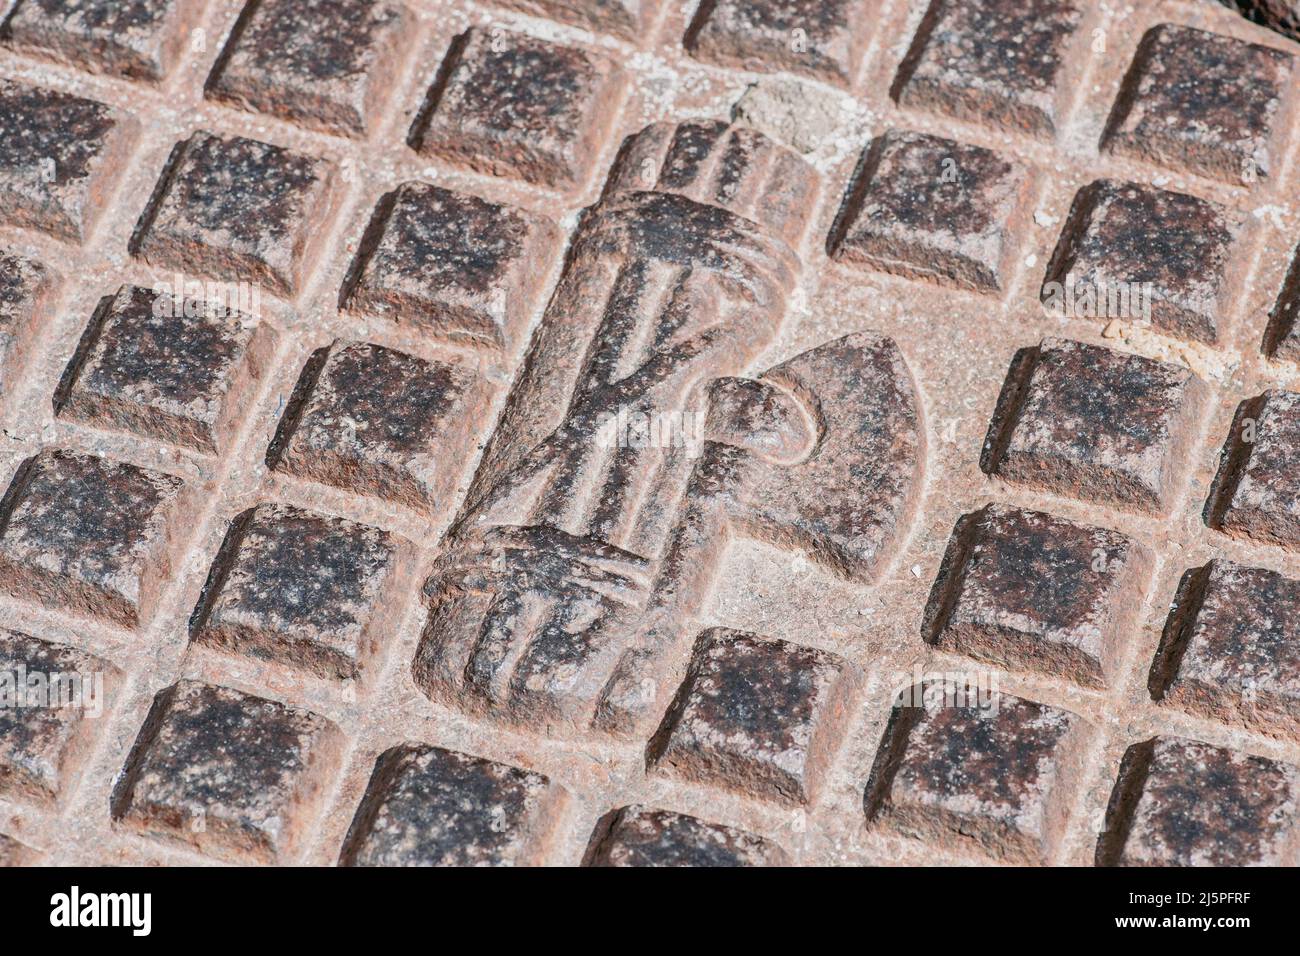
[1207,390,1300,550]
[648,627,854,806]
[925,504,1150,688]
[685,0,870,87]
[0,79,134,242]
[113,680,342,863]
[56,284,275,454]
[191,504,405,681]
[832,130,1031,293]
[133,131,335,297]
[267,340,485,513]
[2,0,201,81]
[583,805,787,867]
[893,0,1083,136]
[1265,250,1300,360]
[0,450,182,627]
[1153,560,1300,739]
[344,182,559,351]
[0,249,56,395]
[340,744,566,866]
[1098,736,1300,866]
[1102,24,1294,185]
[0,628,117,805]
[1043,180,1241,344]
[866,684,1084,863]
[410,27,624,190]
[206,0,409,137]
[984,337,1207,512]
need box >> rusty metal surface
[2,0,1300,867]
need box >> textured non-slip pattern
[2,0,1300,867]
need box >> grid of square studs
[0,0,1294,868]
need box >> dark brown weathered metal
[1,0,1300,867]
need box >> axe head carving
[724,332,925,583]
